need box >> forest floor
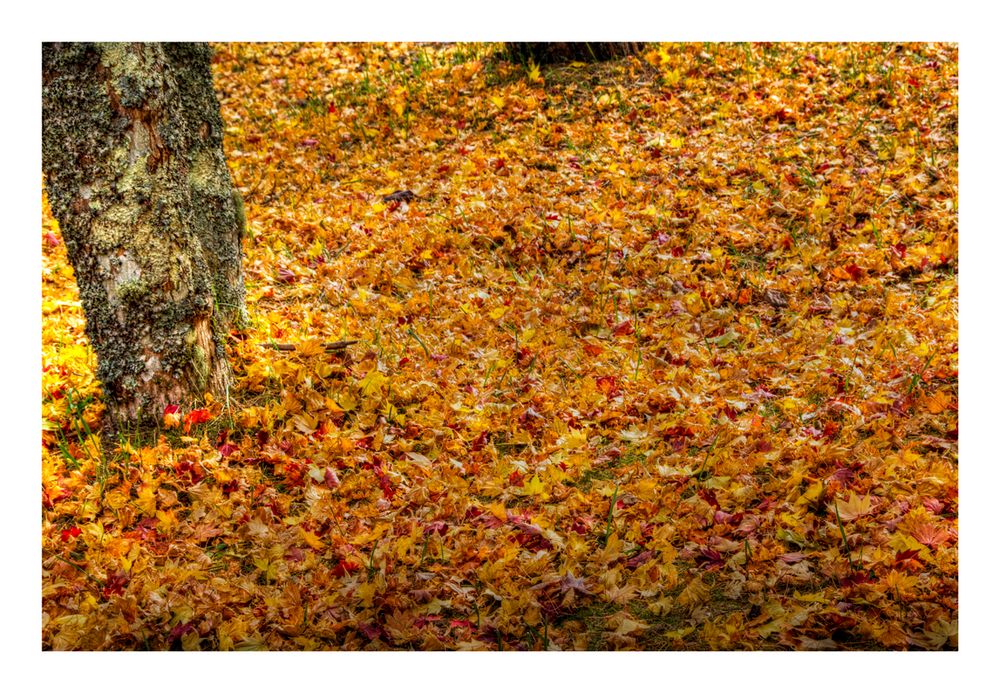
[41,42,957,650]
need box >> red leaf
[101,570,130,598]
[613,319,635,336]
[183,408,212,433]
[425,520,449,536]
[840,570,874,587]
[277,268,297,283]
[332,559,361,577]
[911,523,952,549]
[377,471,395,499]
[168,621,195,639]
[596,375,620,397]
[698,488,720,509]
[695,547,725,570]
[626,550,654,569]
[570,515,595,534]
[60,526,82,541]
[470,431,489,452]
[894,549,923,568]
[662,425,694,439]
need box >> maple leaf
[921,389,954,414]
[909,522,952,549]
[613,616,648,637]
[530,571,594,599]
[830,492,876,522]
[677,575,710,610]
[526,60,543,83]
[183,408,212,433]
[163,404,181,430]
[695,547,725,570]
[612,319,635,336]
[299,528,325,551]
[522,475,545,496]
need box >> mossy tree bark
[505,42,646,65]
[42,42,247,427]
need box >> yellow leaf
[306,240,324,259]
[136,485,157,516]
[328,390,358,412]
[156,509,177,533]
[648,596,674,616]
[526,60,542,83]
[558,430,588,450]
[356,582,378,607]
[922,389,953,414]
[683,292,704,315]
[614,617,648,636]
[358,369,388,397]
[253,557,278,582]
[678,575,709,609]
[522,475,545,495]
[831,492,874,522]
[104,489,129,510]
[382,400,404,424]
[299,528,325,551]
[797,480,825,508]
[292,413,317,434]
[297,338,326,357]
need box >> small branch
[261,340,358,352]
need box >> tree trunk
[42,42,247,427]
[505,42,646,65]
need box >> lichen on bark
[42,42,247,426]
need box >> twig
[261,340,358,352]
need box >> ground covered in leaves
[42,42,957,650]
